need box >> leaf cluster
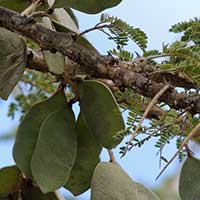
[1,1,200,199]
[100,13,148,51]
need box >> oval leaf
[65,113,102,195]
[22,182,65,200]
[91,162,159,200]
[51,8,79,33]
[179,155,200,200]
[0,28,26,100]
[41,17,65,75]
[78,80,125,149]
[13,90,67,178]
[50,10,98,53]
[0,165,21,198]
[31,108,77,193]
[0,0,29,12]
[54,0,123,14]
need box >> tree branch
[27,48,49,72]
[1,6,200,114]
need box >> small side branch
[78,23,113,37]
[21,0,42,16]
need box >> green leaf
[13,90,67,178]
[51,8,79,33]
[65,8,79,28]
[65,113,102,195]
[77,36,99,53]
[0,165,21,198]
[0,0,29,12]
[91,162,159,200]
[54,0,122,14]
[47,0,55,7]
[0,28,26,100]
[100,14,147,50]
[78,80,125,149]
[31,108,77,193]
[51,10,98,53]
[53,18,98,52]
[43,50,65,75]
[41,17,65,75]
[179,155,200,200]
[22,182,64,200]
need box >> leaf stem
[108,150,117,163]
[78,24,113,37]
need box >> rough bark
[1,6,200,114]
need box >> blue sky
[0,0,200,199]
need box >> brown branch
[26,48,49,72]
[1,6,200,114]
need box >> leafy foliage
[100,13,148,51]
[147,19,200,84]
[170,17,200,45]
[1,1,200,200]
[13,90,68,178]
[109,48,134,61]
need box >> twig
[156,122,200,180]
[21,0,42,16]
[121,84,170,157]
[31,11,49,18]
[78,24,113,37]
[108,150,117,163]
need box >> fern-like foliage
[143,49,161,57]
[170,17,200,45]
[109,49,134,61]
[8,70,57,119]
[146,41,200,84]
[100,13,148,51]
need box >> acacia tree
[0,0,200,199]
